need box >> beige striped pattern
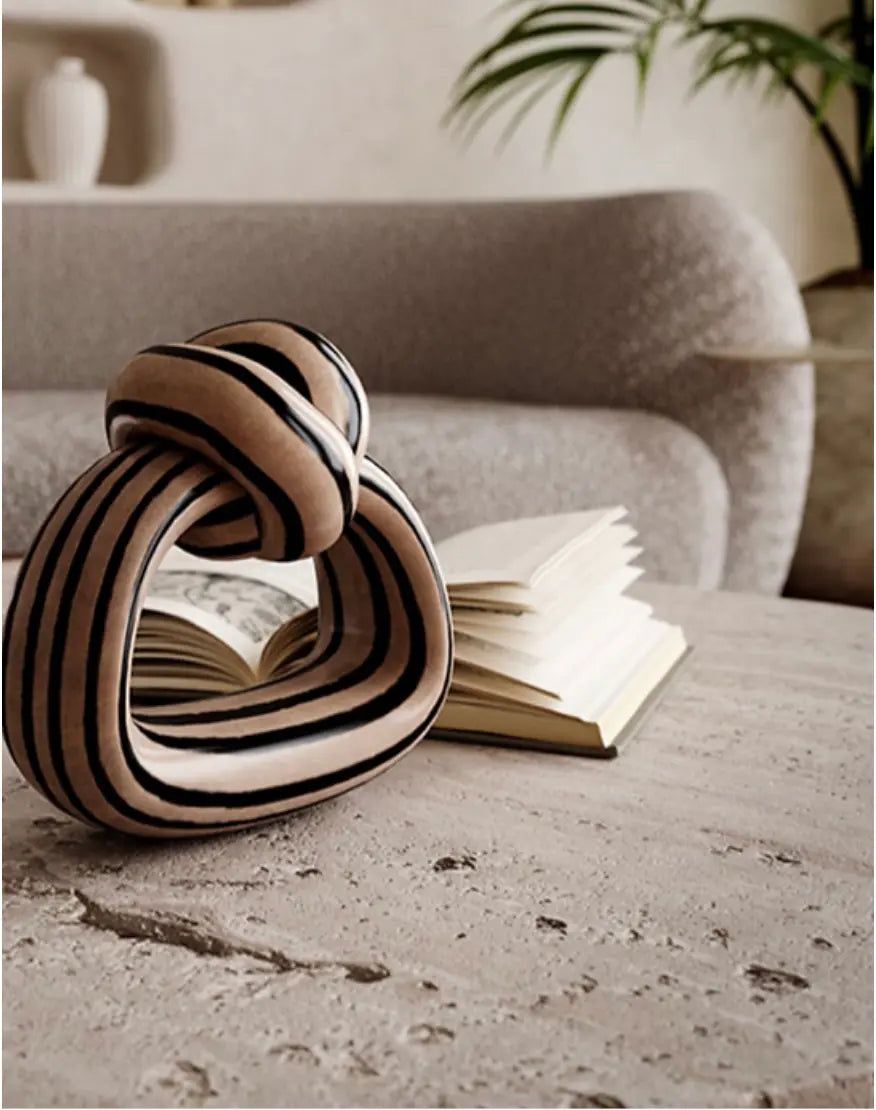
[3,320,453,837]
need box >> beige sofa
[2,192,813,592]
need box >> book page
[436,508,626,589]
[448,529,638,612]
[453,595,654,701]
[454,564,644,654]
[144,549,319,668]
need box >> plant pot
[785,271,874,607]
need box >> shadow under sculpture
[3,319,453,837]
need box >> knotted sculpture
[3,320,453,837]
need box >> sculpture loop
[3,320,453,837]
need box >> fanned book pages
[130,509,688,756]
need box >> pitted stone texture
[3,583,872,1108]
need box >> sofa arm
[516,190,814,596]
[2,192,812,592]
[393,190,812,595]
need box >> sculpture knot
[106,320,370,561]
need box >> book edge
[428,646,692,758]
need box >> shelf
[702,343,874,364]
[2,18,168,187]
[2,181,149,201]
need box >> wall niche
[3,20,168,186]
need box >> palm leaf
[819,14,854,43]
[692,16,871,130]
[448,0,872,267]
[497,0,667,12]
[452,45,611,116]
[499,68,573,149]
[633,18,663,102]
[457,2,652,81]
[449,0,675,142]
[548,60,599,150]
[696,18,873,88]
[817,12,873,47]
[450,66,562,140]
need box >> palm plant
[451,1,874,272]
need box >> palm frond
[449,1,679,145]
[633,18,663,103]
[695,18,873,90]
[495,68,571,149]
[457,2,651,82]
[450,67,563,143]
[818,12,874,47]
[452,45,611,116]
[549,61,599,150]
[448,0,873,267]
[819,14,853,43]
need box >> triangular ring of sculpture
[3,320,453,837]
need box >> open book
[133,509,687,756]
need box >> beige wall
[3,0,857,282]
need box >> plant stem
[696,15,869,270]
[851,0,873,269]
[759,55,866,273]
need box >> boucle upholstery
[2,193,812,591]
[3,391,729,589]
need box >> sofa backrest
[2,193,813,592]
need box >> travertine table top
[3,578,873,1109]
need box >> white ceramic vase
[24,57,108,187]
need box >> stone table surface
[2,581,873,1109]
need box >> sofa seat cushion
[3,390,729,588]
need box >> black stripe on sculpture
[189,319,366,454]
[194,496,254,528]
[216,342,313,403]
[141,344,355,525]
[21,446,168,821]
[106,401,308,560]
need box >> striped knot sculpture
[3,320,453,837]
